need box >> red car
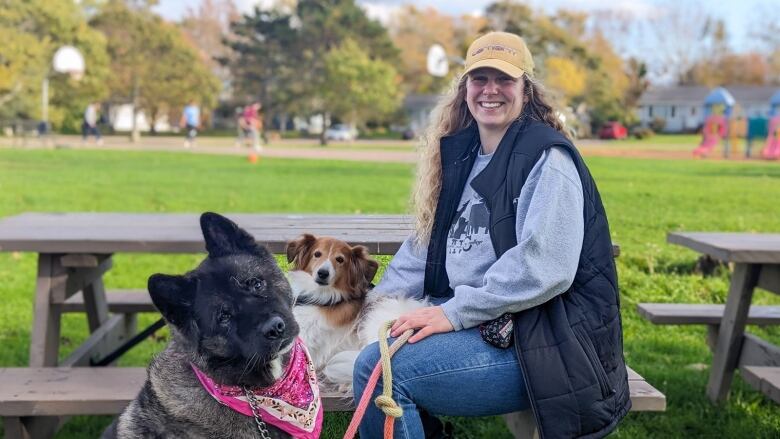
[598,121,628,140]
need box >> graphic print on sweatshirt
[447,193,490,254]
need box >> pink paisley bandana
[191,338,323,439]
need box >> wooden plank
[738,333,780,368]
[61,314,137,367]
[63,290,156,314]
[667,232,780,264]
[321,394,354,412]
[757,264,780,295]
[29,254,65,367]
[59,256,113,303]
[0,368,146,416]
[82,277,109,333]
[628,380,667,411]
[707,263,762,403]
[0,364,664,418]
[636,303,780,326]
[0,212,620,257]
[60,254,100,268]
[740,366,780,404]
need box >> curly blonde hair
[411,74,566,245]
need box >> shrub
[650,117,666,133]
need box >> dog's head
[148,212,299,387]
[286,234,378,303]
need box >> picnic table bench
[638,232,780,405]
[0,212,651,438]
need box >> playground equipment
[761,90,780,160]
[693,87,734,158]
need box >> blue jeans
[352,327,530,439]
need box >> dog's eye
[335,256,344,264]
[245,277,266,292]
[314,251,322,258]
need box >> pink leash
[343,328,414,439]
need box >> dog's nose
[316,268,329,280]
[262,316,286,340]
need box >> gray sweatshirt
[373,146,584,330]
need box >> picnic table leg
[706,263,762,403]
[29,254,67,367]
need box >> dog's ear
[286,234,317,267]
[148,273,195,330]
[200,212,257,257]
[351,245,379,287]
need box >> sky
[154,0,776,55]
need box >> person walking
[352,31,630,438]
[82,102,102,145]
[180,100,200,148]
[241,101,264,152]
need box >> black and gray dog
[103,212,300,438]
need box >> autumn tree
[180,0,239,99]
[323,38,401,137]
[91,0,220,139]
[484,1,632,129]
[226,0,401,142]
[0,0,110,131]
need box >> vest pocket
[574,324,614,399]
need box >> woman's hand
[390,306,454,343]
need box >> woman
[353,32,630,438]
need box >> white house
[637,85,777,133]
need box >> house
[637,85,778,133]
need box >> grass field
[1,147,779,438]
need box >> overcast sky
[154,0,775,54]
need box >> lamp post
[41,46,85,134]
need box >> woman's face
[465,68,525,132]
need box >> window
[649,106,653,117]
[671,106,676,117]
[691,107,697,115]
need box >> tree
[323,39,401,134]
[387,6,457,94]
[484,2,632,129]
[226,0,400,142]
[91,0,220,139]
[0,0,110,131]
[180,0,239,98]
[544,57,586,101]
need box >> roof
[704,87,735,106]
[639,85,780,106]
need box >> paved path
[0,135,421,163]
[4,134,749,163]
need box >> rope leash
[343,320,413,439]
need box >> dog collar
[191,338,323,438]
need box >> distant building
[638,85,778,133]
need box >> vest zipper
[574,325,613,399]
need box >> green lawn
[1,148,779,438]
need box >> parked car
[324,124,358,141]
[598,121,628,140]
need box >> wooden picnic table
[0,212,631,438]
[0,212,416,369]
[668,232,780,404]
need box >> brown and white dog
[286,234,427,391]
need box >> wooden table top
[0,212,621,257]
[0,213,414,255]
[668,232,780,264]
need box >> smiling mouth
[479,102,504,109]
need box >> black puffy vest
[423,118,630,438]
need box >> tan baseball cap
[463,32,535,79]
